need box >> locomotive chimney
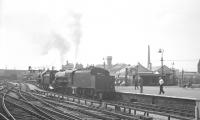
[52,66,54,70]
[28,66,32,71]
[107,56,112,67]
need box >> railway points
[23,81,199,120]
[1,72,200,120]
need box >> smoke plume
[68,12,82,60]
[52,33,70,63]
[38,12,82,67]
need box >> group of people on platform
[134,75,165,94]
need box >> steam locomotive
[37,67,115,99]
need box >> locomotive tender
[38,67,115,99]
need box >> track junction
[0,81,199,120]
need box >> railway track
[21,89,142,120]
[31,87,195,120]
[0,85,49,120]
[18,83,85,120]
[1,83,73,120]
[0,113,9,120]
[7,81,196,120]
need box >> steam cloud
[68,12,82,60]
[39,12,82,67]
[42,33,71,64]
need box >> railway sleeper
[5,100,49,120]
[30,89,196,120]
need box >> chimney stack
[147,45,152,70]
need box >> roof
[130,63,153,73]
[95,63,129,75]
[109,63,129,74]
[152,65,172,74]
[114,63,154,77]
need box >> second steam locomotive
[37,67,115,100]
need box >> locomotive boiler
[37,70,58,90]
[52,70,73,93]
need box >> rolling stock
[38,67,115,100]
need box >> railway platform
[115,86,200,120]
[24,83,200,120]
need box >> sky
[0,0,200,71]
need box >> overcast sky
[0,0,200,71]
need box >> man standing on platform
[138,75,143,93]
[159,77,165,94]
[134,75,139,90]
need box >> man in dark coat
[138,75,143,93]
[134,75,139,90]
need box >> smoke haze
[68,12,82,66]
[0,0,82,69]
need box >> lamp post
[158,49,164,79]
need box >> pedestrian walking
[159,77,165,94]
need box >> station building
[111,63,160,86]
[96,61,176,86]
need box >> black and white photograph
[0,0,200,120]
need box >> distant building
[152,65,177,85]
[107,56,112,67]
[112,63,160,86]
[177,71,200,87]
[62,61,74,70]
[96,56,113,71]
[96,56,177,86]
[75,63,84,69]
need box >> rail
[2,84,50,120]
[31,91,145,120]
[0,113,9,120]
[35,89,197,120]
[19,84,82,120]
[2,87,16,120]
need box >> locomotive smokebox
[107,56,112,67]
